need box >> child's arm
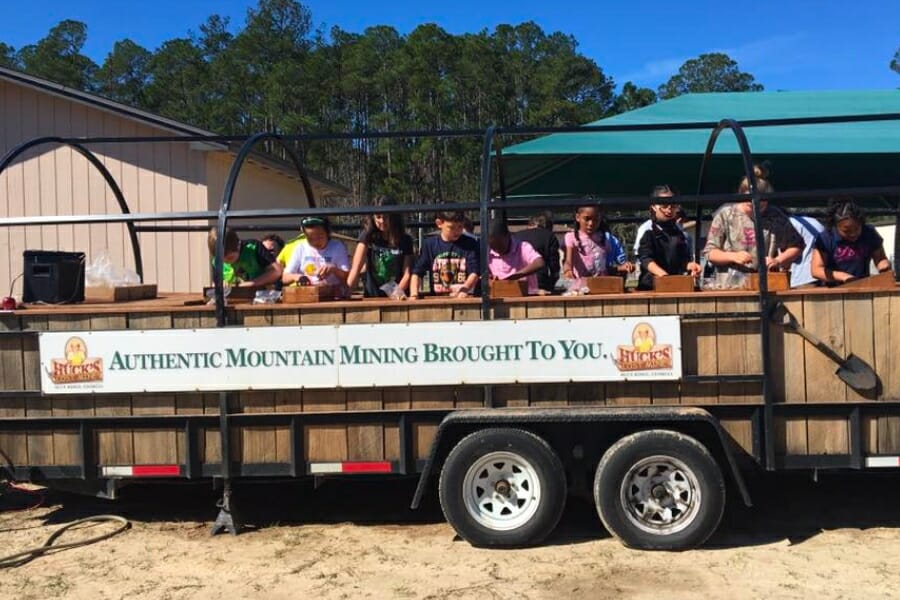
[246,261,283,287]
[872,245,892,273]
[319,242,351,284]
[562,235,575,278]
[398,255,413,294]
[607,234,635,274]
[505,256,545,280]
[346,242,368,289]
[409,273,421,300]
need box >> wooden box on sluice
[1,283,898,475]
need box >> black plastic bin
[23,250,86,304]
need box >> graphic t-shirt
[564,231,626,278]
[276,234,306,267]
[217,239,274,285]
[359,230,414,297]
[412,235,481,295]
[702,204,804,274]
[814,224,883,280]
[284,239,351,286]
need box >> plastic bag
[86,250,141,287]
[379,281,407,300]
[253,290,282,304]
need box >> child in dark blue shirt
[811,197,892,285]
[410,210,481,299]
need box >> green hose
[0,515,131,569]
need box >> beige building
[0,66,346,294]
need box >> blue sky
[2,0,898,92]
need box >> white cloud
[618,32,811,88]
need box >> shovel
[770,303,878,393]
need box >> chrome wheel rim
[462,451,541,531]
[620,455,701,535]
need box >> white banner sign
[39,317,682,395]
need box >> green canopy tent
[500,90,900,200]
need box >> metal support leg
[210,483,240,536]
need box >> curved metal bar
[0,136,144,281]
[492,134,507,203]
[479,125,497,322]
[696,118,775,469]
[213,132,317,326]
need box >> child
[514,211,560,293]
[703,164,804,274]
[410,210,480,299]
[562,204,633,279]
[488,219,545,295]
[282,217,351,291]
[207,227,282,287]
[261,234,285,260]
[636,185,701,290]
[347,196,414,298]
[811,197,892,285]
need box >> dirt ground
[2,471,900,600]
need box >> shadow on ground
[4,470,900,549]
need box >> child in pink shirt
[488,220,546,295]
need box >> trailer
[1,114,899,550]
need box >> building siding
[0,78,311,294]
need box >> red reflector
[341,462,392,474]
[132,465,181,477]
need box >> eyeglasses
[301,217,326,227]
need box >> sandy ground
[2,472,900,600]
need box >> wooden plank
[299,307,344,325]
[528,383,568,407]
[604,298,651,405]
[303,389,347,463]
[455,386,483,408]
[127,313,174,464]
[382,388,410,461]
[650,300,680,405]
[202,393,221,464]
[176,393,204,465]
[807,417,849,455]
[677,297,718,404]
[565,382,603,406]
[346,390,384,461]
[47,315,94,466]
[715,298,762,404]
[526,302,566,320]
[802,295,846,403]
[774,416,809,456]
[874,293,900,451]
[564,300,603,318]
[492,302,527,320]
[275,390,303,463]
[494,384,529,408]
[0,315,27,465]
[843,294,876,402]
[380,306,409,323]
[408,305,453,323]
[720,419,753,455]
[344,306,381,324]
[241,311,272,327]
[271,310,300,326]
[411,386,454,460]
[453,305,482,322]
[239,391,276,463]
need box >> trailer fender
[411,406,752,509]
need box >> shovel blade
[836,353,878,392]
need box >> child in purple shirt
[487,220,545,295]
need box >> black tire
[438,428,566,548]
[593,430,725,550]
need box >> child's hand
[617,262,635,274]
[687,262,702,277]
[316,263,334,278]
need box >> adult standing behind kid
[514,211,560,293]
[347,196,414,298]
[410,210,481,299]
[703,164,804,274]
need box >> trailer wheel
[593,430,725,550]
[438,428,566,547]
